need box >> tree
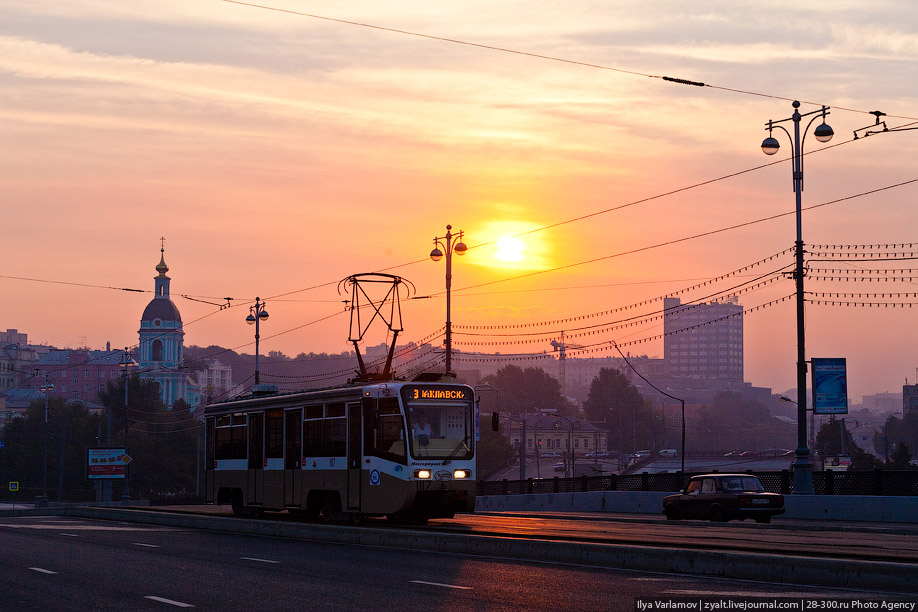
[582,368,657,454]
[479,365,571,416]
[0,398,104,501]
[98,377,203,499]
[888,442,915,470]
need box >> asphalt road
[0,515,913,611]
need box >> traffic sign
[9,481,19,492]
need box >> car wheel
[710,506,728,522]
[664,506,681,521]
[754,515,771,524]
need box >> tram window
[304,405,323,420]
[215,421,246,461]
[266,410,284,459]
[216,415,230,427]
[326,403,345,418]
[302,418,346,457]
[369,414,406,464]
[327,418,346,456]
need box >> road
[0,515,911,611]
[146,504,918,563]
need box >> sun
[494,236,526,262]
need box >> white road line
[410,580,473,590]
[144,596,194,608]
[133,543,160,548]
[61,533,79,537]
[29,567,57,575]
[240,557,280,564]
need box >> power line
[216,0,917,120]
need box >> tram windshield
[402,386,473,460]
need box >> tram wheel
[349,513,364,525]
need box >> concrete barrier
[478,491,918,522]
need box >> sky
[2,0,917,402]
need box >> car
[553,461,565,472]
[662,474,784,524]
[634,449,651,458]
[658,449,678,457]
[541,451,560,458]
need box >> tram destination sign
[405,386,471,401]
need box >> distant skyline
[2,1,917,402]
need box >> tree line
[0,376,202,502]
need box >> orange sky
[2,0,917,401]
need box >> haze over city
[2,0,916,402]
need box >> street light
[761,101,834,495]
[246,297,269,387]
[549,413,575,478]
[429,225,467,375]
[39,378,54,506]
[119,348,137,502]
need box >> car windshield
[722,477,765,492]
[404,392,473,460]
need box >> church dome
[142,298,182,323]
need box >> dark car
[662,474,784,523]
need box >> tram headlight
[453,470,471,480]
[414,469,432,480]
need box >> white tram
[204,381,478,523]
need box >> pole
[445,230,453,375]
[791,103,814,495]
[42,393,48,503]
[520,418,526,482]
[254,298,261,386]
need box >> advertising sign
[811,358,848,415]
[86,447,129,479]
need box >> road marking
[240,557,280,564]
[410,580,473,590]
[144,596,194,608]
[29,567,57,574]
[61,533,79,537]
[133,543,160,548]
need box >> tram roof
[203,380,473,415]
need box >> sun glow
[495,236,526,262]
[470,219,552,271]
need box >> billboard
[86,447,130,479]
[811,358,848,415]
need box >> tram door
[205,417,215,504]
[346,402,362,510]
[284,409,302,507]
[247,413,264,505]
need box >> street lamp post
[119,348,136,502]
[550,413,575,478]
[246,298,270,387]
[39,378,54,506]
[762,101,834,495]
[429,225,467,375]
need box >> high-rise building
[663,297,743,382]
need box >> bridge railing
[478,469,918,497]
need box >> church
[137,244,201,408]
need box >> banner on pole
[811,357,848,414]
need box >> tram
[204,380,479,523]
